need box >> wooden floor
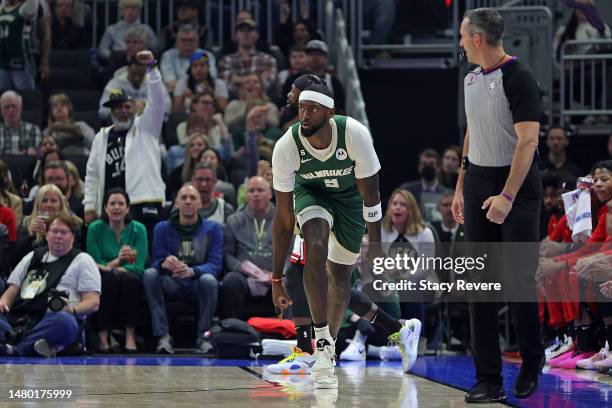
[0,359,505,408]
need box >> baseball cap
[236,18,257,30]
[306,40,328,55]
[102,88,132,108]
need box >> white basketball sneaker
[339,336,366,362]
[311,338,338,389]
[265,347,315,374]
[389,318,422,373]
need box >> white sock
[314,325,334,350]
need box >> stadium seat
[73,110,101,131]
[48,68,93,91]
[21,109,44,128]
[164,112,187,148]
[49,49,91,70]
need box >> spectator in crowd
[13,184,83,275]
[440,145,461,190]
[51,0,86,50]
[279,73,323,131]
[32,136,59,181]
[430,191,465,247]
[43,94,95,156]
[160,24,216,94]
[97,0,158,61]
[0,91,41,156]
[65,161,84,202]
[0,213,100,357]
[554,0,611,61]
[199,147,235,206]
[218,19,277,96]
[540,173,561,240]
[99,58,172,121]
[191,162,235,225]
[224,73,279,134]
[28,149,64,201]
[400,148,450,222]
[0,160,23,225]
[161,0,211,52]
[381,189,435,348]
[175,92,233,162]
[40,161,84,218]
[84,51,166,245]
[275,14,318,59]
[0,0,39,90]
[220,176,275,319]
[540,126,583,179]
[219,9,272,57]
[282,40,346,114]
[276,47,308,104]
[167,132,209,197]
[143,184,223,354]
[105,26,150,81]
[235,159,273,208]
[173,51,229,113]
[87,188,147,353]
[168,112,208,171]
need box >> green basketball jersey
[0,4,35,70]
[290,115,357,194]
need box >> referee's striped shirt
[464,57,541,167]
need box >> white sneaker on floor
[265,347,315,374]
[261,339,298,356]
[312,339,338,389]
[577,342,609,370]
[547,334,573,362]
[33,339,56,358]
[544,337,560,361]
[389,318,421,373]
[339,339,366,361]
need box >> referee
[452,9,544,403]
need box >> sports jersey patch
[335,148,347,160]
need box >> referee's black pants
[463,161,545,384]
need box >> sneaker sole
[314,377,338,389]
[34,340,56,358]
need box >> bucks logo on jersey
[290,115,356,193]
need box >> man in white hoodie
[84,50,166,245]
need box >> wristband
[363,203,382,222]
[500,192,514,203]
[271,277,283,283]
[146,59,158,72]
[462,156,469,170]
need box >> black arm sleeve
[502,62,541,123]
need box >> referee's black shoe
[513,356,545,399]
[464,381,507,403]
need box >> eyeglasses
[48,228,72,236]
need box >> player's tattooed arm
[356,173,382,244]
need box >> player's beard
[301,118,326,137]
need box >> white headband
[299,90,334,109]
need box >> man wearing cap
[161,0,211,53]
[218,18,277,96]
[84,50,166,245]
[271,84,382,389]
[160,24,216,94]
[279,73,323,130]
[283,40,345,114]
[99,57,171,120]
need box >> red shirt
[0,205,17,241]
[554,206,610,263]
[548,214,572,243]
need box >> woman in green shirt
[87,188,148,352]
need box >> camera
[48,289,69,312]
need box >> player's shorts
[294,185,364,265]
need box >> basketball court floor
[0,354,610,407]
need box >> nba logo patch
[467,73,477,86]
[335,148,347,160]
